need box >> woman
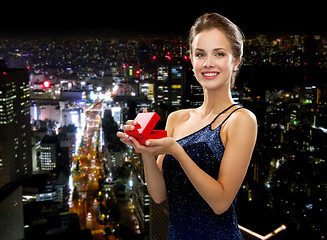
[117,13,257,240]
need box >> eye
[215,52,225,57]
[195,53,204,58]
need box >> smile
[201,72,219,79]
[203,72,218,76]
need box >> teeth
[203,72,218,76]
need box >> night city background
[0,3,327,240]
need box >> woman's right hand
[116,120,138,146]
[116,109,148,146]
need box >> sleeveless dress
[162,104,244,240]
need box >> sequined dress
[162,104,243,240]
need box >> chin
[197,77,229,91]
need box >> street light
[238,224,286,240]
[263,225,287,240]
[128,179,133,188]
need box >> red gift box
[126,112,167,145]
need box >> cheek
[219,57,234,70]
[192,58,201,69]
[192,60,203,76]
[219,64,235,79]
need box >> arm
[134,112,180,203]
[173,109,257,214]
[117,110,178,204]
[142,154,167,204]
[118,131,167,204]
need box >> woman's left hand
[129,136,181,157]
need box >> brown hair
[189,13,244,87]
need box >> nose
[203,55,214,68]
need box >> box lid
[127,112,160,137]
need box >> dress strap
[219,107,243,127]
[210,103,238,125]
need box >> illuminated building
[184,77,203,108]
[22,173,68,203]
[0,62,32,188]
[62,108,82,128]
[154,57,192,110]
[39,135,58,172]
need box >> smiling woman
[189,13,244,88]
[117,12,257,240]
[191,28,238,90]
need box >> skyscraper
[0,61,32,188]
[39,135,59,172]
[154,57,192,110]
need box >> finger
[131,143,140,153]
[116,131,129,139]
[129,136,140,147]
[119,136,132,145]
[142,109,148,113]
[122,124,136,132]
[126,120,138,125]
[129,136,147,151]
[144,140,151,146]
[144,138,162,147]
[116,132,132,146]
[121,139,132,146]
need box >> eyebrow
[195,48,226,52]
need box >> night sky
[2,2,326,37]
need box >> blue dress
[162,104,243,240]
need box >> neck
[199,86,234,115]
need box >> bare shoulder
[232,108,257,125]
[167,108,192,123]
[226,108,257,138]
[165,109,194,136]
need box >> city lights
[0,30,327,240]
[42,80,50,88]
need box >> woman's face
[191,28,240,90]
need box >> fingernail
[125,134,129,139]
[131,126,135,130]
[145,140,150,146]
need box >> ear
[233,57,242,71]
